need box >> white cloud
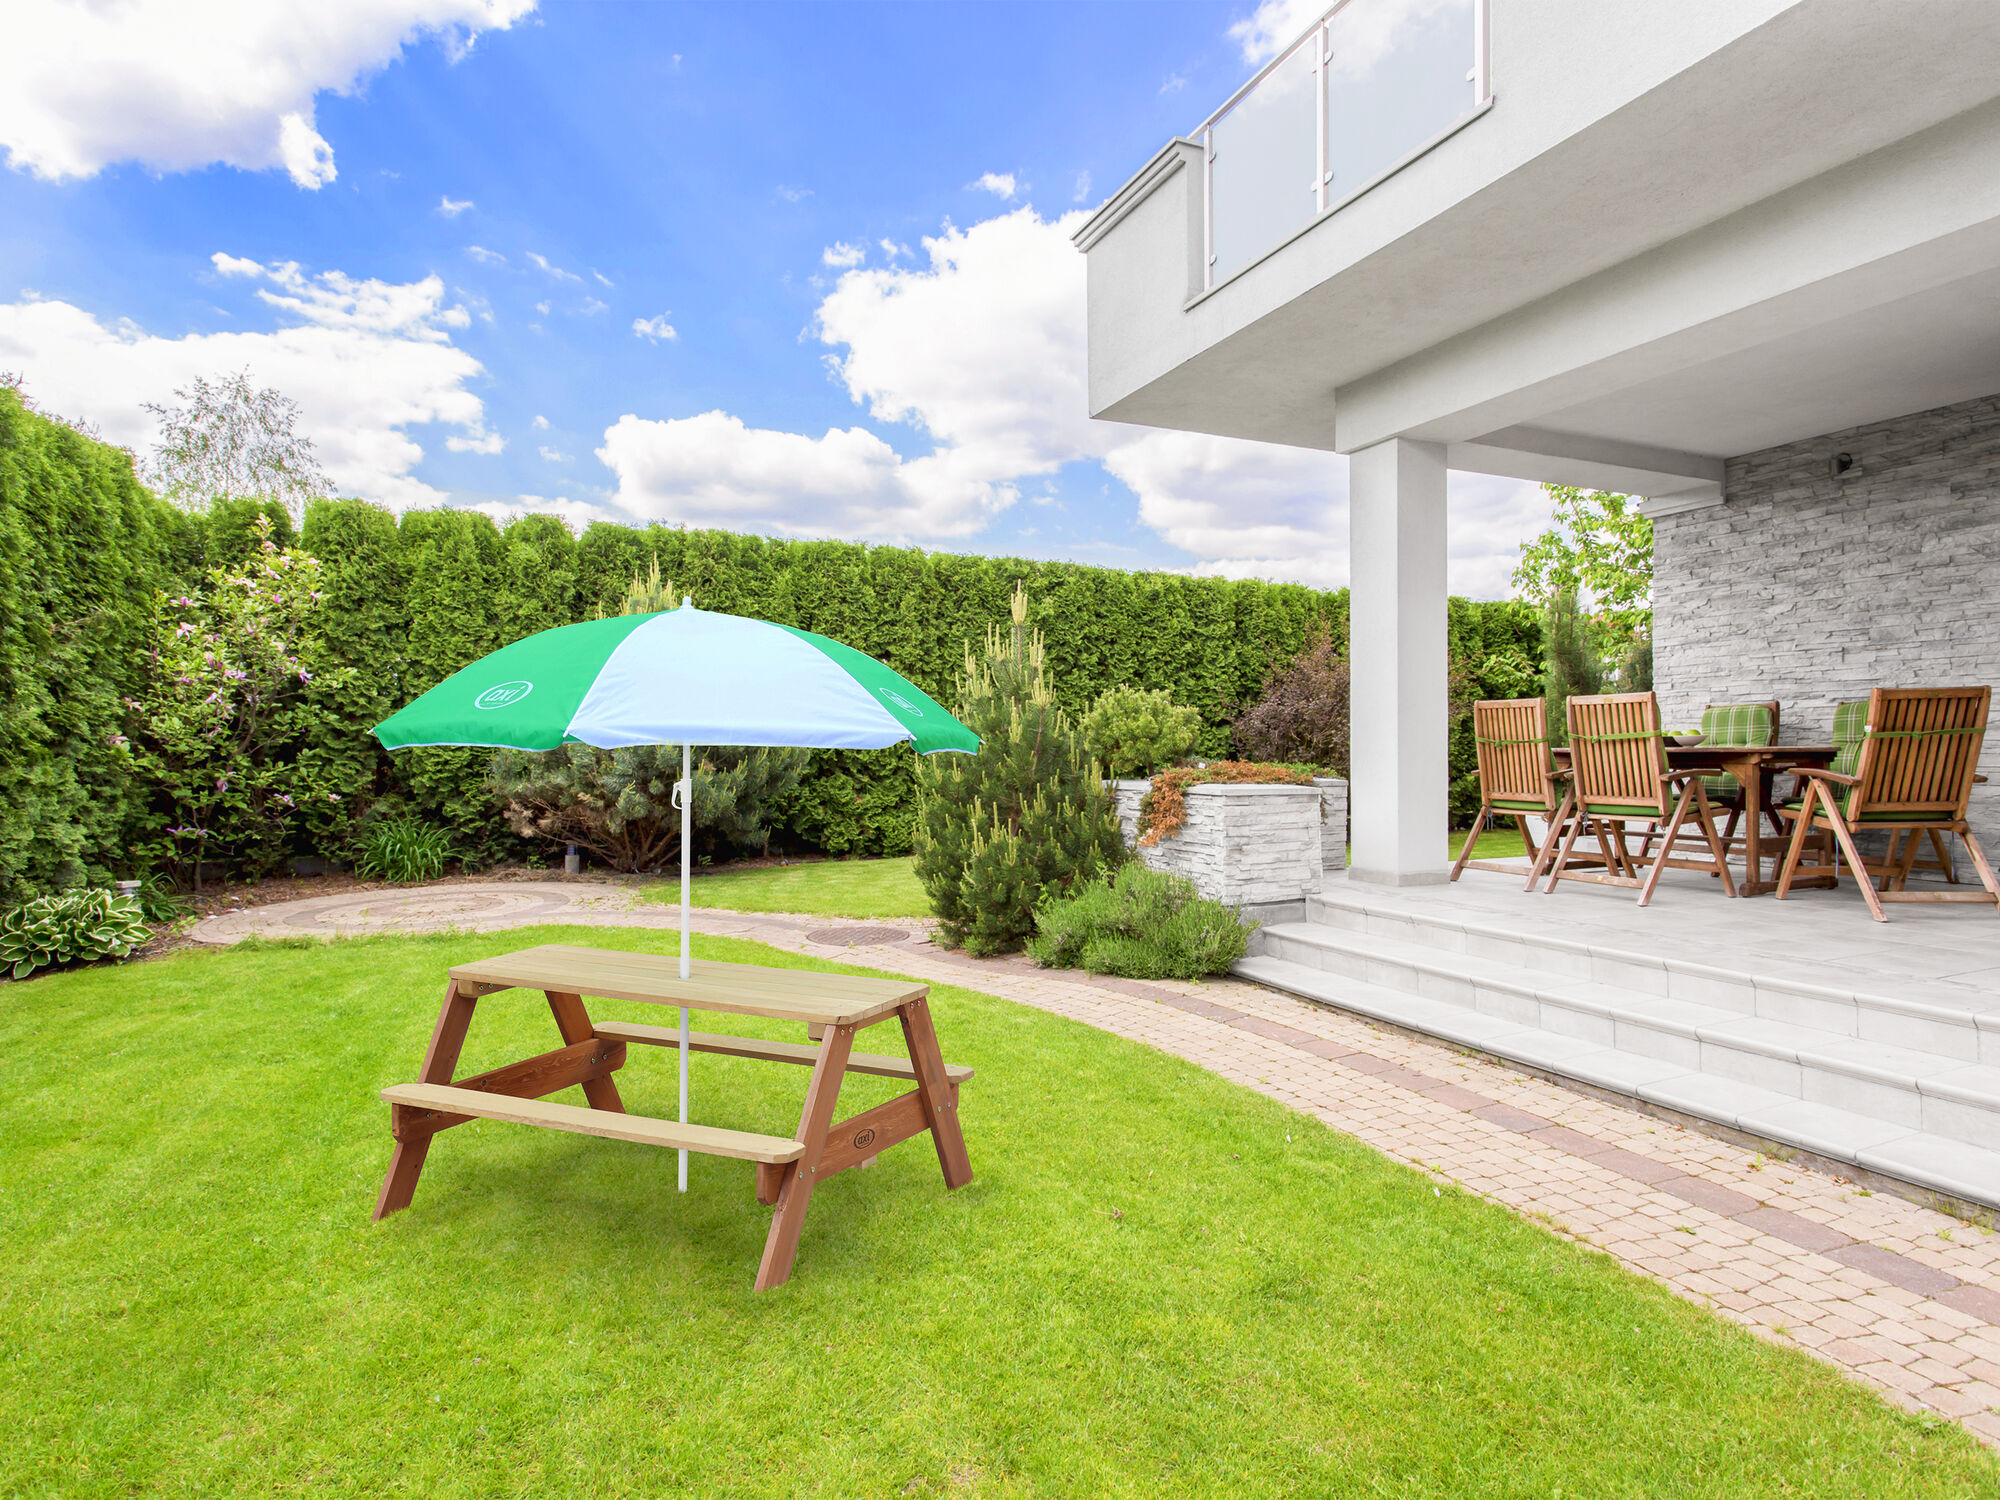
[1160,72,1188,95]
[775,184,812,203]
[1229,0,1325,64]
[1104,430,1348,587]
[538,445,569,462]
[815,207,1106,484]
[534,300,550,315]
[438,194,474,216]
[1071,170,1093,203]
[592,269,614,287]
[969,172,1017,199]
[526,251,580,283]
[1231,0,1454,68]
[532,413,549,429]
[632,315,677,343]
[463,494,604,532]
[446,428,504,454]
[0,1,535,190]
[821,241,866,269]
[0,257,492,508]
[214,254,470,341]
[592,203,1548,591]
[597,411,1010,539]
[465,245,506,265]
[581,297,607,315]
[879,239,910,259]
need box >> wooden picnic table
[1555,743,1838,896]
[372,944,973,1291]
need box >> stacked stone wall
[1109,778,1346,910]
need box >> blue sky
[0,0,1547,594]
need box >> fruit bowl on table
[1665,732,1707,747]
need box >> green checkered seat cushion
[1698,702,1776,803]
[1829,698,1868,777]
[1782,700,1870,820]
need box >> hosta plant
[0,889,150,980]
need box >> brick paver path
[199,887,2000,1445]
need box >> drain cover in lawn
[803,925,910,947]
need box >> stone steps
[1232,889,2000,1210]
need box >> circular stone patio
[189,881,925,948]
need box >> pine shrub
[1027,863,1250,980]
[1081,684,1201,778]
[1542,584,1603,744]
[915,585,1123,956]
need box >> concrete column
[1347,437,1449,886]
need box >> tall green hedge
[0,390,181,902]
[0,423,1545,895]
[294,501,1374,859]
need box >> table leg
[374,979,477,1220]
[1737,756,1767,894]
[755,1023,855,1292]
[900,996,974,1190]
[547,989,625,1113]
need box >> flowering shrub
[125,519,355,889]
[0,888,150,979]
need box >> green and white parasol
[373,601,978,1190]
[374,602,977,756]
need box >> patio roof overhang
[1076,0,2000,509]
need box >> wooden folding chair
[1542,692,1738,905]
[1776,686,1998,922]
[1451,697,1594,890]
[1639,700,1781,865]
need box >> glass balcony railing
[1199,0,1489,290]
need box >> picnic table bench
[373,943,974,1290]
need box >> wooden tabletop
[447,944,927,1026]
[1555,743,1837,768]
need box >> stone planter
[1109,776,1348,924]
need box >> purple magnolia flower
[216,776,229,791]
[298,668,313,682]
[106,732,128,748]
[275,793,295,807]
[327,792,342,802]
[175,622,196,637]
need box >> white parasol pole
[678,736,692,1193]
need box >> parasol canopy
[374,603,978,754]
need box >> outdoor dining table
[1553,743,1838,896]
[372,943,974,1291]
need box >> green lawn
[651,854,931,918]
[649,836,1526,923]
[1450,825,1544,863]
[4,928,1993,1497]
